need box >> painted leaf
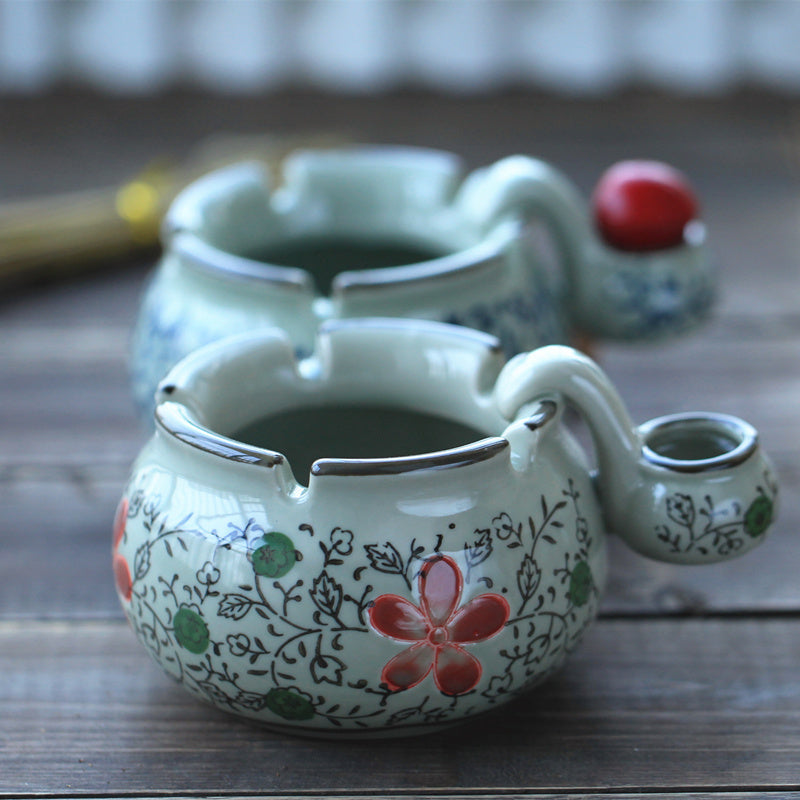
[309,571,343,619]
[218,593,256,620]
[133,543,151,580]
[310,651,346,686]
[364,542,405,575]
[516,555,541,600]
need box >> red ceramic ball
[592,160,699,252]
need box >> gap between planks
[2,792,800,799]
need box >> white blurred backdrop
[2,0,800,95]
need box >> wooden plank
[0,479,121,618]
[2,618,800,795]
[0,88,793,196]
[6,795,797,800]
[0,351,142,473]
[0,89,798,309]
[599,318,800,448]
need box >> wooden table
[2,88,799,797]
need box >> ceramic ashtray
[113,319,776,736]
[130,146,713,417]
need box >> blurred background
[2,0,800,96]
[2,0,799,271]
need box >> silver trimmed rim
[310,437,509,477]
[156,399,507,477]
[154,398,558,479]
[155,401,285,468]
[640,412,758,473]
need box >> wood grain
[2,618,800,795]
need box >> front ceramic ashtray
[113,320,776,737]
[130,146,714,418]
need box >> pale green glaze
[130,147,714,418]
[114,321,774,736]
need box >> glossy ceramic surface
[114,321,775,736]
[130,146,714,417]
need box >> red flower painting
[113,552,133,602]
[368,554,510,696]
[112,497,132,602]
[113,497,128,550]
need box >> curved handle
[492,345,775,566]
[493,344,642,529]
[456,156,715,341]
[456,155,592,281]
[494,344,640,470]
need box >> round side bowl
[622,412,778,564]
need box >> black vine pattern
[655,471,777,557]
[445,274,562,357]
[477,480,599,704]
[602,268,713,338]
[115,473,601,732]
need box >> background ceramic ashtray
[130,146,714,418]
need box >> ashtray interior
[232,403,488,484]
[641,413,757,472]
[239,237,451,294]
[646,425,738,462]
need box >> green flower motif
[263,687,315,721]
[568,560,593,607]
[744,495,774,538]
[251,531,296,578]
[173,606,210,654]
